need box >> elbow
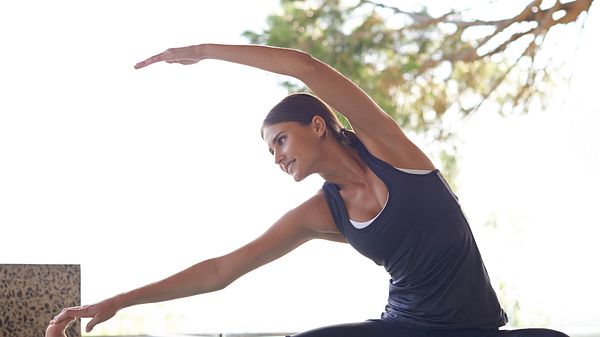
[210,257,240,291]
[212,281,228,292]
[289,49,319,80]
[209,258,229,291]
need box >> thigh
[498,328,570,337]
[287,320,398,337]
[288,322,569,337]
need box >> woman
[49,44,567,337]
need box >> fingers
[45,318,76,337]
[86,317,101,333]
[51,299,119,334]
[134,53,163,69]
[57,317,76,330]
[134,46,201,69]
[134,54,161,69]
[50,305,93,324]
[50,306,101,334]
[134,49,174,69]
[46,317,75,330]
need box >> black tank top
[322,140,508,328]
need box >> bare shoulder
[293,190,346,243]
[218,190,347,281]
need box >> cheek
[297,142,321,169]
[288,131,320,161]
[291,140,311,160]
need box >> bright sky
[1,1,598,336]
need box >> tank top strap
[353,139,405,185]
[322,181,349,223]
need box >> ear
[311,115,327,139]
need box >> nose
[273,149,285,166]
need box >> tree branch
[465,38,537,117]
[359,0,594,53]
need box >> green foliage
[246,1,537,133]
[243,0,592,181]
[498,281,523,327]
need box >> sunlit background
[1,0,598,336]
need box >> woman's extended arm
[135,44,434,169]
[50,256,234,332]
[50,193,340,333]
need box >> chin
[291,170,311,182]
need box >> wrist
[110,292,131,310]
[194,44,210,61]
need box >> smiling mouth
[285,160,296,174]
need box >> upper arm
[295,54,435,169]
[295,53,394,137]
[215,192,344,286]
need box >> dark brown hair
[261,93,357,146]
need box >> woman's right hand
[134,45,205,69]
[50,297,121,333]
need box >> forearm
[114,257,226,309]
[198,44,382,126]
[199,43,314,79]
[136,43,382,127]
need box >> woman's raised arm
[135,44,400,142]
[136,43,435,169]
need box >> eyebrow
[270,131,285,147]
[268,131,285,154]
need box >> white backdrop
[1,1,598,335]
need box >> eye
[276,135,287,146]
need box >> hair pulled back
[262,93,357,147]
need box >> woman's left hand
[134,45,204,69]
[45,317,76,337]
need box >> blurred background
[1,0,598,336]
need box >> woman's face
[262,119,324,182]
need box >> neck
[317,141,369,188]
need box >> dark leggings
[287,320,569,337]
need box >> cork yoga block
[0,264,81,337]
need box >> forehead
[262,122,300,144]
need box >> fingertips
[134,60,149,69]
[50,305,87,324]
[86,315,102,333]
[51,310,66,323]
[85,321,96,333]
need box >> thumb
[85,318,100,333]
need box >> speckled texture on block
[0,264,81,337]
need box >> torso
[319,139,508,328]
[306,137,435,240]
